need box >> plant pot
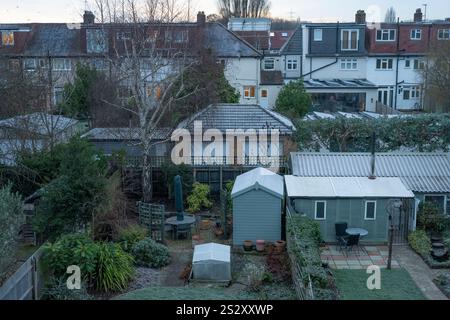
[266,243,275,255]
[275,240,286,253]
[256,240,265,252]
[214,228,224,237]
[200,220,211,230]
[243,240,253,252]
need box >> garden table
[346,228,369,237]
[165,215,196,240]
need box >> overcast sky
[0,0,449,23]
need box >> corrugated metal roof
[178,104,296,135]
[0,113,78,135]
[81,127,172,141]
[232,167,284,199]
[290,152,450,193]
[285,176,414,198]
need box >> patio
[321,245,400,270]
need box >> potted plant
[275,240,286,253]
[243,240,253,251]
[256,240,265,252]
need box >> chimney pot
[83,11,95,24]
[355,10,366,24]
[414,8,423,22]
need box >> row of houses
[1,9,449,114]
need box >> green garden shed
[231,167,284,246]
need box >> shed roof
[290,152,450,193]
[285,176,415,198]
[232,167,284,199]
[193,243,230,263]
[81,127,172,141]
[0,112,78,135]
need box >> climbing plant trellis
[138,202,165,243]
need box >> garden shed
[192,243,231,282]
[231,167,284,245]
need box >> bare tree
[217,0,271,20]
[89,0,199,202]
[384,7,396,23]
[422,41,450,113]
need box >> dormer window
[1,31,14,47]
[86,29,108,54]
[376,29,396,41]
[341,29,358,51]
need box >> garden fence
[286,205,315,300]
[0,245,45,300]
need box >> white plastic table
[346,228,369,237]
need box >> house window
[315,201,326,220]
[243,86,256,99]
[438,29,450,40]
[376,29,396,41]
[340,58,358,70]
[287,59,298,70]
[173,30,188,43]
[261,89,268,98]
[413,59,425,70]
[264,58,275,70]
[1,31,14,46]
[403,89,410,100]
[411,29,422,40]
[165,31,173,42]
[281,32,289,37]
[86,29,108,54]
[53,87,64,105]
[405,59,411,68]
[410,86,421,99]
[52,58,71,71]
[341,29,358,51]
[24,58,37,71]
[314,29,322,41]
[365,201,377,220]
[376,58,393,70]
[116,31,131,40]
[424,195,448,215]
[91,59,107,70]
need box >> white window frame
[364,201,377,220]
[341,29,359,51]
[410,29,422,40]
[340,58,358,70]
[264,58,275,70]
[405,59,411,68]
[314,201,327,220]
[52,58,71,71]
[424,195,449,216]
[438,29,450,40]
[376,58,393,70]
[314,29,323,41]
[376,29,396,41]
[287,59,298,70]
[24,58,37,71]
[243,86,256,99]
[173,30,189,43]
[413,59,425,70]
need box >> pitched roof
[270,31,294,50]
[285,176,414,198]
[178,104,296,135]
[0,112,78,135]
[204,23,261,58]
[81,127,172,141]
[260,70,284,85]
[233,31,270,50]
[232,167,284,199]
[281,26,302,55]
[290,152,450,193]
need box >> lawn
[115,287,257,300]
[334,268,426,300]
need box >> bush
[187,183,213,213]
[0,184,24,276]
[417,202,450,233]
[117,224,148,252]
[43,278,92,300]
[408,230,432,255]
[275,80,311,119]
[42,234,135,292]
[95,243,135,292]
[131,238,171,268]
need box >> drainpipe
[394,18,400,110]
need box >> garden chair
[341,234,361,257]
[175,224,192,240]
[335,222,348,250]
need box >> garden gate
[138,202,165,243]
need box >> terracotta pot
[215,228,224,237]
[243,240,253,252]
[267,243,275,255]
[200,220,211,230]
[275,240,286,253]
[256,240,265,252]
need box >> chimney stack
[83,11,95,24]
[355,10,366,24]
[197,11,206,26]
[414,8,423,22]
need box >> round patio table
[165,215,196,240]
[346,228,369,237]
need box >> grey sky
[0,0,449,23]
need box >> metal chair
[175,224,192,240]
[341,234,361,257]
[335,222,348,250]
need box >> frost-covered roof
[193,243,230,263]
[0,113,78,135]
[232,167,284,199]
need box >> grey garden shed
[231,167,284,246]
